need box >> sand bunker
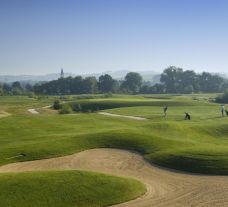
[1,148,228,207]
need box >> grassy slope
[0,170,146,207]
[0,95,228,174]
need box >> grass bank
[0,170,146,207]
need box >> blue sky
[0,0,228,75]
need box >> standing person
[163,104,168,117]
[221,104,225,117]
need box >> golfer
[221,105,225,117]
[163,105,168,117]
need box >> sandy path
[0,149,228,207]
[42,105,52,109]
[27,105,51,114]
[98,112,147,120]
[0,111,11,118]
[28,108,39,114]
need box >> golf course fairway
[1,94,228,206]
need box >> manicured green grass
[66,96,204,112]
[0,94,228,175]
[0,170,146,207]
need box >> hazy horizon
[0,68,227,77]
[1,0,228,75]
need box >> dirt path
[98,112,147,120]
[42,105,52,109]
[0,149,228,207]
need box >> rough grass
[0,170,146,207]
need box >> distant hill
[83,70,159,81]
[0,73,73,84]
[0,70,160,85]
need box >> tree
[98,74,118,93]
[82,77,98,94]
[199,72,225,93]
[71,76,83,94]
[140,83,165,94]
[151,84,165,94]
[2,83,11,95]
[0,84,3,95]
[160,66,184,93]
[140,85,150,94]
[183,85,194,94]
[11,81,23,95]
[12,81,23,89]
[121,72,142,94]
[25,83,33,92]
[160,67,226,93]
[182,70,199,93]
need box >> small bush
[216,90,228,103]
[53,100,61,110]
[59,104,73,114]
[104,92,113,98]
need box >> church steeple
[60,68,64,78]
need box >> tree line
[33,72,143,95]
[1,66,228,95]
[0,81,33,96]
[141,66,228,94]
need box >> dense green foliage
[141,66,228,94]
[0,170,146,207]
[121,72,143,93]
[34,76,98,95]
[216,90,228,103]
[53,100,61,110]
[2,67,227,96]
[0,82,34,96]
[98,74,119,93]
[33,72,144,95]
[1,95,228,175]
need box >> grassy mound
[1,95,228,175]
[64,97,203,112]
[0,170,146,207]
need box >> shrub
[104,92,113,98]
[53,100,61,110]
[216,90,228,103]
[59,104,73,114]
